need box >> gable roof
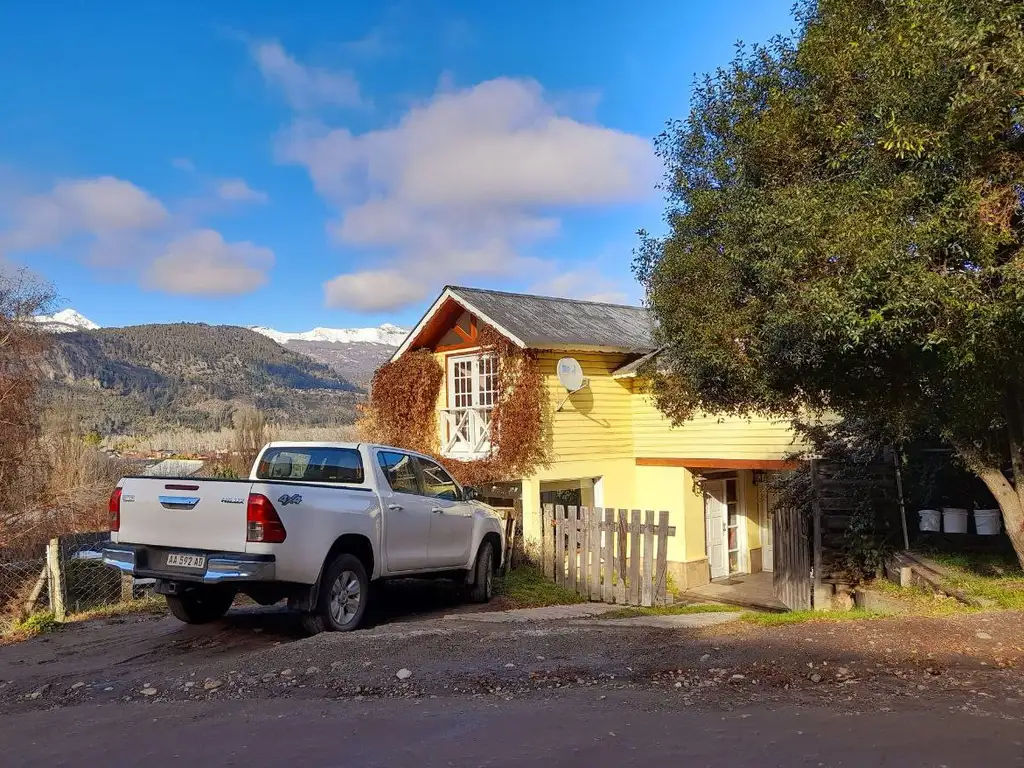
[392,286,657,360]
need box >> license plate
[167,553,206,569]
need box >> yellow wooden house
[391,285,801,590]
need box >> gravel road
[6,691,1024,768]
[1,588,1022,765]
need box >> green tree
[636,0,1024,563]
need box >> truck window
[414,457,462,501]
[256,447,364,484]
[377,451,420,495]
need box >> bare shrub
[0,269,54,551]
[229,406,275,475]
[113,424,359,455]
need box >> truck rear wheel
[301,553,370,634]
[165,587,234,625]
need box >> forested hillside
[40,323,362,435]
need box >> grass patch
[869,578,972,616]
[494,567,586,608]
[599,603,741,620]
[14,611,59,635]
[66,595,165,622]
[926,552,1024,610]
[0,611,59,643]
[741,609,884,627]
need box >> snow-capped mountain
[30,310,406,386]
[31,309,100,333]
[250,323,408,347]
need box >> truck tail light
[109,487,122,532]
[246,493,287,543]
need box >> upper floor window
[447,353,497,409]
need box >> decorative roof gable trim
[389,287,527,362]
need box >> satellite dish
[557,357,585,392]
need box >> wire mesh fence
[0,551,48,628]
[0,531,153,630]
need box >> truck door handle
[387,504,403,511]
[431,508,444,514]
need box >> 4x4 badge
[278,493,303,506]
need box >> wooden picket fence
[540,505,675,607]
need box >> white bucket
[973,509,1002,536]
[918,509,941,532]
[942,507,968,534]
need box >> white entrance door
[704,482,727,579]
[705,478,742,579]
[761,488,775,572]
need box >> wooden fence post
[541,504,553,579]
[555,505,566,587]
[46,538,66,622]
[641,510,654,607]
[567,506,579,594]
[589,509,601,600]
[120,573,135,602]
[629,510,641,606]
[601,508,614,603]
[503,502,519,576]
[579,506,589,597]
[655,510,669,605]
[616,510,628,604]
[811,459,825,610]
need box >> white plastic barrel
[973,509,1002,536]
[918,509,941,532]
[942,507,968,534]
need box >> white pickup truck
[102,442,504,633]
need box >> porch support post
[520,476,542,560]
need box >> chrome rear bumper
[102,545,275,584]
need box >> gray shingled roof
[449,286,656,352]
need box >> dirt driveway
[2,588,1024,766]
[2,577,1023,719]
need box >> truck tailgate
[115,478,254,553]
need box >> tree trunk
[975,466,1024,569]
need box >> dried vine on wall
[360,349,445,456]
[361,326,547,486]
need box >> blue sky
[0,0,795,330]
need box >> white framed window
[447,353,497,409]
[442,352,498,458]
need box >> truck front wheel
[468,541,495,603]
[165,587,235,625]
[301,553,370,634]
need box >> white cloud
[529,268,634,305]
[323,269,424,312]
[216,178,268,204]
[0,176,168,252]
[145,229,274,295]
[0,176,274,297]
[252,40,363,111]
[278,77,657,312]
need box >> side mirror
[464,486,478,501]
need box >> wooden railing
[439,406,493,458]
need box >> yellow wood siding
[536,351,635,464]
[630,384,802,461]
